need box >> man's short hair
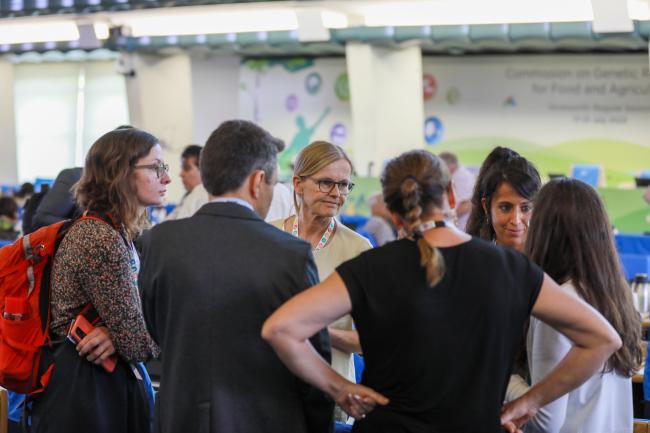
[201,120,284,196]
[181,144,202,163]
[438,152,458,166]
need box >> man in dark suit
[140,120,333,433]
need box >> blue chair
[33,177,54,192]
[0,184,18,196]
[340,215,369,231]
[620,253,650,282]
[0,239,12,248]
[570,164,603,188]
[616,234,650,256]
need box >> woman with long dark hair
[521,178,642,433]
[466,147,541,251]
[263,150,621,433]
[31,128,168,433]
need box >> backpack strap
[80,210,130,249]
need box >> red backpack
[0,215,108,395]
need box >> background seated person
[0,197,19,241]
[361,193,396,247]
[166,144,209,220]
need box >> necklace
[417,220,447,233]
[292,217,336,252]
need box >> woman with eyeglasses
[30,127,169,433]
[270,140,371,422]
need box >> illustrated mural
[238,55,650,232]
[239,58,351,181]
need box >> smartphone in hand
[67,314,117,373]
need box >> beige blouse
[270,217,371,383]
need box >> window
[14,60,129,182]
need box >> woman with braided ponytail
[263,150,621,433]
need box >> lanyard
[417,220,447,233]
[292,217,336,252]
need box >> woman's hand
[500,394,538,433]
[76,326,116,365]
[333,382,389,420]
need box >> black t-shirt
[337,237,543,433]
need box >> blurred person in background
[13,182,34,209]
[439,152,475,231]
[361,193,396,246]
[0,197,19,242]
[166,144,209,220]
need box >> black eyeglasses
[133,162,170,179]
[303,177,355,194]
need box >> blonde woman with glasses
[270,140,371,422]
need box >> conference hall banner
[424,54,650,233]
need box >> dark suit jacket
[140,202,334,433]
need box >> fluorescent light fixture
[361,0,595,26]
[114,4,351,38]
[628,0,650,20]
[93,22,110,40]
[0,20,79,45]
[322,11,349,29]
[125,9,299,37]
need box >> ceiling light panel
[628,0,650,20]
[361,0,595,26]
[126,9,299,37]
[0,20,79,44]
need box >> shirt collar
[210,197,254,212]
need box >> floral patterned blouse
[50,218,159,362]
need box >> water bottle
[3,297,28,321]
[632,274,650,316]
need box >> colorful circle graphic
[305,72,322,95]
[334,73,350,102]
[330,123,347,145]
[285,94,298,112]
[424,116,444,145]
[446,87,460,105]
[423,73,437,101]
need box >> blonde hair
[382,150,451,287]
[293,141,354,212]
